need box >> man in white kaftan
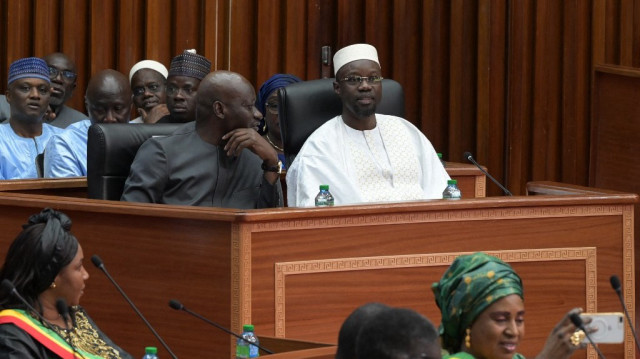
[286,44,449,207]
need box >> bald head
[85,69,132,124]
[195,70,262,136]
[197,71,250,108]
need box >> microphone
[570,313,606,359]
[610,275,640,353]
[1,279,45,322]
[91,255,178,359]
[55,298,70,326]
[2,279,83,358]
[462,152,513,196]
[55,298,85,359]
[168,299,274,354]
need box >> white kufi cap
[129,60,169,84]
[333,44,380,76]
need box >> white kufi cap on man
[333,44,380,76]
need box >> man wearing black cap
[157,49,211,123]
[0,57,63,179]
[121,70,283,209]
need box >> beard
[354,103,376,118]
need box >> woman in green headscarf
[432,252,588,359]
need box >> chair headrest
[87,123,183,200]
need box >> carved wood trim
[251,204,627,232]
[476,175,486,198]
[273,247,597,338]
[622,205,636,359]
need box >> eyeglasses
[48,67,77,81]
[166,85,196,96]
[339,75,383,86]
[265,102,278,114]
[133,83,164,97]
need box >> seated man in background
[121,70,283,209]
[286,43,449,206]
[355,306,441,359]
[0,52,85,128]
[44,69,132,177]
[0,57,62,179]
[42,52,86,128]
[129,59,169,123]
[157,49,211,123]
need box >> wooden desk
[0,177,87,197]
[0,184,634,358]
[0,162,487,202]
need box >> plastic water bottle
[442,179,461,199]
[142,347,158,359]
[314,185,334,206]
[437,152,446,167]
[236,324,260,358]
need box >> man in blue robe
[0,57,63,179]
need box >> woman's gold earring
[465,328,471,348]
[50,282,56,289]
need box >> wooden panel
[89,0,116,74]
[591,65,640,334]
[146,0,172,65]
[0,185,635,358]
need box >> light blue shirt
[0,122,63,179]
[44,119,90,177]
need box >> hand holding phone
[580,312,624,343]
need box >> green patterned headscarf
[432,252,523,353]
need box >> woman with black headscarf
[0,208,132,359]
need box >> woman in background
[0,208,132,359]
[256,73,302,169]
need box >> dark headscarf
[0,208,78,309]
[256,74,302,134]
[431,252,523,353]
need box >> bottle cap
[145,347,158,354]
[319,184,329,190]
[437,153,443,158]
[243,324,255,331]
[447,179,457,185]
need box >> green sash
[0,309,102,359]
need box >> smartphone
[580,312,625,343]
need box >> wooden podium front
[0,184,635,358]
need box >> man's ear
[333,81,341,96]
[213,100,224,118]
[84,96,90,115]
[5,88,12,104]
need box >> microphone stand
[91,256,178,359]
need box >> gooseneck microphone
[55,298,85,359]
[610,275,640,352]
[1,279,83,358]
[91,255,178,359]
[463,152,513,196]
[570,313,606,359]
[168,299,274,354]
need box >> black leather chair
[278,78,405,166]
[87,123,182,200]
